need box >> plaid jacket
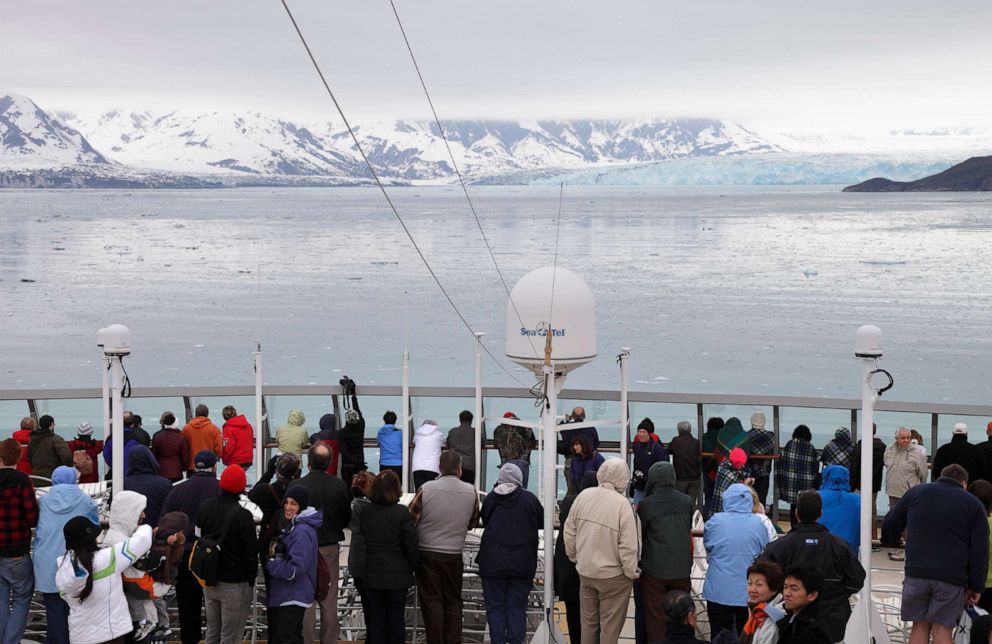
[747,428,776,477]
[776,438,820,504]
[708,460,749,518]
[0,469,39,557]
[820,429,854,471]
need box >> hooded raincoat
[33,467,100,593]
[222,414,255,467]
[123,445,172,527]
[477,464,542,579]
[103,490,147,547]
[818,464,861,552]
[637,461,693,580]
[265,507,323,608]
[276,410,308,458]
[411,421,444,474]
[703,483,769,606]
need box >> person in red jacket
[66,422,104,484]
[12,417,33,476]
[222,406,255,471]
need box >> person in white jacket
[56,516,153,644]
[411,420,444,491]
[740,558,786,644]
[564,458,641,643]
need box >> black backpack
[188,503,241,588]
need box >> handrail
[3,384,991,416]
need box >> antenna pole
[474,333,485,490]
[110,356,125,500]
[542,362,558,638]
[402,350,411,494]
[254,343,264,478]
[619,348,630,464]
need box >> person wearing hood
[103,490,160,639]
[411,419,444,490]
[33,465,99,644]
[27,414,73,483]
[630,419,668,505]
[357,470,419,644]
[709,447,752,518]
[564,458,640,643]
[777,425,820,527]
[478,463,542,644]
[703,483,770,638]
[57,516,153,644]
[0,438,39,644]
[747,412,775,508]
[761,490,865,643]
[820,427,853,471]
[276,409,309,458]
[739,559,785,644]
[818,465,861,552]
[161,450,220,644]
[103,418,141,480]
[123,445,172,527]
[181,404,223,475]
[339,402,367,485]
[309,413,341,476]
[152,411,188,483]
[637,461,693,641]
[67,423,103,484]
[265,485,323,644]
[555,470,598,644]
[221,405,255,471]
[195,465,258,644]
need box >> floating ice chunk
[803,268,818,278]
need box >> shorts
[901,576,966,628]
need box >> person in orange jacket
[181,404,222,475]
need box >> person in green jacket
[276,410,308,457]
[637,461,694,642]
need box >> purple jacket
[265,508,323,608]
[570,452,605,487]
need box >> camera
[339,376,356,396]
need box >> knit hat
[988,420,992,434]
[220,465,247,494]
[953,422,969,435]
[750,412,766,430]
[284,485,310,511]
[637,418,655,433]
[194,450,218,471]
[63,516,101,550]
[345,409,361,424]
[729,447,747,469]
[77,422,93,437]
[52,466,77,485]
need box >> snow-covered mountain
[0,93,109,168]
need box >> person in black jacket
[478,462,543,644]
[298,444,352,643]
[657,590,708,644]
[339,386,367,485]
[122,445,172,526]
[882,464,989,644]
[161,450,220,644]
[777,565,831,644]
[356,470,419,644]
[555,471,598,644]
[667,420,701,507]
[760,490,865,643]
[849,422,885,539]
[195,465,258,644]
[932,423,987,485]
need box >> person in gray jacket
[884,427,929,509]
[408,451,480,644]
[446,411,479,485]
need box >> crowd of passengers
[3,396,992,644]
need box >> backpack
[72,450,94,476]
[315,550,332,602]
[188,503,241,588]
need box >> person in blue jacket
[102,424,139,477]
[265,484,323,644]
[32,466,99,644]
[377,411,403,479]
[703,483,770,639]
[818,464,861,553]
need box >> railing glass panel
[1,400,30,427]
[33,398,103,440]
[188,395,259,434]
[627,401,698,441]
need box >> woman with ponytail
[56,516,153,644]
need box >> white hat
[77,422,93,436]
[751,411,766,430]
[953,422,969,435]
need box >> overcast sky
[5,0,992,131]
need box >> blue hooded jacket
[819,464,862,553]
[377,424,403,467]
[32,466,100,593]
[123,445,173,527]
[703,483,769,606]
[265,507,323,608]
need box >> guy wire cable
[279,0,528,388]
[387,0,543,363]
[533,183,564,409]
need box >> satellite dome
[505,267,596,376]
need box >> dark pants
[481,576,532,644]
[380,464,404,482]
[703,475,716,518]
[354,579,374,643]
[752,474,770,507]
[675,479,701,509]
[706,601,748,638]
[341,463,365,487]
[633,580,646,644]
[979,588,992,613]
[640,574,691,642]
[268,605,305,644]
[365,587,408,644]
[416,551,464,644]
[413,470,438,491]
[564,597,582,644]
[459,468,475,486]
[43,592,71,644]
[176,555,204,644]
